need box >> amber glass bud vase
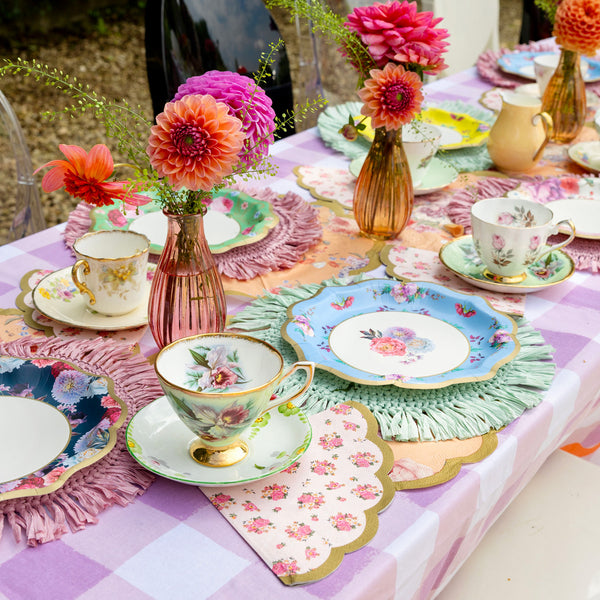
[352,126,414,240]
[148,210,226,349]
[541,48,586,143]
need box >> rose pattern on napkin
[202,401,395,585]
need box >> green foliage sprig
[0,40,327,215]
[533,0,560,25]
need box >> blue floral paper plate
[281,280,519,389]
[0,356,126,500]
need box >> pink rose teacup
[154,333,314,467]
[470,197,575,283]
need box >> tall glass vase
[541,48,586,143]
[352,126,414,240]
[148,210,226,349]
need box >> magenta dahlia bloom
[173,71,276,167]
[345,0,450,76]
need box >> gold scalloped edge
[293,165,352,217]
[393,430,498,491]
[15,269,55,337]
[279,400,396,586]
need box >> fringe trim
[62,186,323,281]
[230,278,556,443]
[0,336,161,546]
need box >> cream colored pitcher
[487,91,553,174]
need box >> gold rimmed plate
[281,279,519,389]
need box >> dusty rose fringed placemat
[447,175,600,272]
[0,336,162,546]
[63,185,322,281]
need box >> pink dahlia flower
[345,1,449,75]
[358,63,423,129]
[35,144,151,208]
[147,94,245,191]
[174,71,276,167]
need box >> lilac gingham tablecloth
[1,69,600,599]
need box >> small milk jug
[487,91,553,174]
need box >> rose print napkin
[201,401,395,585]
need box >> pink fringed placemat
[447,175,600,272]
[63,185,322,281]
[0,336,162,546]
[477,39,600,98]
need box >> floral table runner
[202,401,395,585]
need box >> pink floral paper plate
[282,279,519,389]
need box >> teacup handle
[532,111,553,163]
[538,218,576,260]
[71,259,96,305]
[259,361,315,416]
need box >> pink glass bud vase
[148,210,226,348]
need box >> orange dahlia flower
[358,63,424,130]
[35,144,151,208]
[553,0,600,56]
[147,94,245,192]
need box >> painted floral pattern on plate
[0,356,124,497]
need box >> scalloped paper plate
[90,188,279,255]
[0,357,126,500]
[282,279,519,389]
[497,51,600,83]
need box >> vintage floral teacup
[403,122,442,187]
[72,230,150,316]
[154,333,315,467]
[470,197,576,283]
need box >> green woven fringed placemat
[230,277,556,442]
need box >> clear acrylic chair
[0,90,46,245]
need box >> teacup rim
[471,197,553,229]
[73,229,151,261]
[155,332,285,397]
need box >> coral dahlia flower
[173,71,276,167]
[358,63,424,130]
[35,144,151,208]
[147,94,245,192]
[345,0,449,75]
[553,0,600,56]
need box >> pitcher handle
[538,219,576,262]
[532,111,553,163]
[260,361,315,415]
[71,259,96,305]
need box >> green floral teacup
[471,197,575,284]
[154,333,315,467]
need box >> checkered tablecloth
[1,68,600,600]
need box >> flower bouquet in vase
[268,0,449,240]
[1,46,325,347]
[536,0,600,142]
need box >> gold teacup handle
[71,259,96,305]
[532,111,553,163]
[259,361,315,416]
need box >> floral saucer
[567,141,600,174]
[439,236,575,294]
[349,156,459,195]
[32,266,152,330]
[90,188,279,255]
[0,356,126,500]
[282,279,519,389]
[497,51,600,83]
[126,396,312,487]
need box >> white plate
[32,267,151,330]
[0,396,70,483]
[129,210,243,251]
[126,396,312,487]
[546,198,600,240]
[567,141,600,174]
[349,156,458,195]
